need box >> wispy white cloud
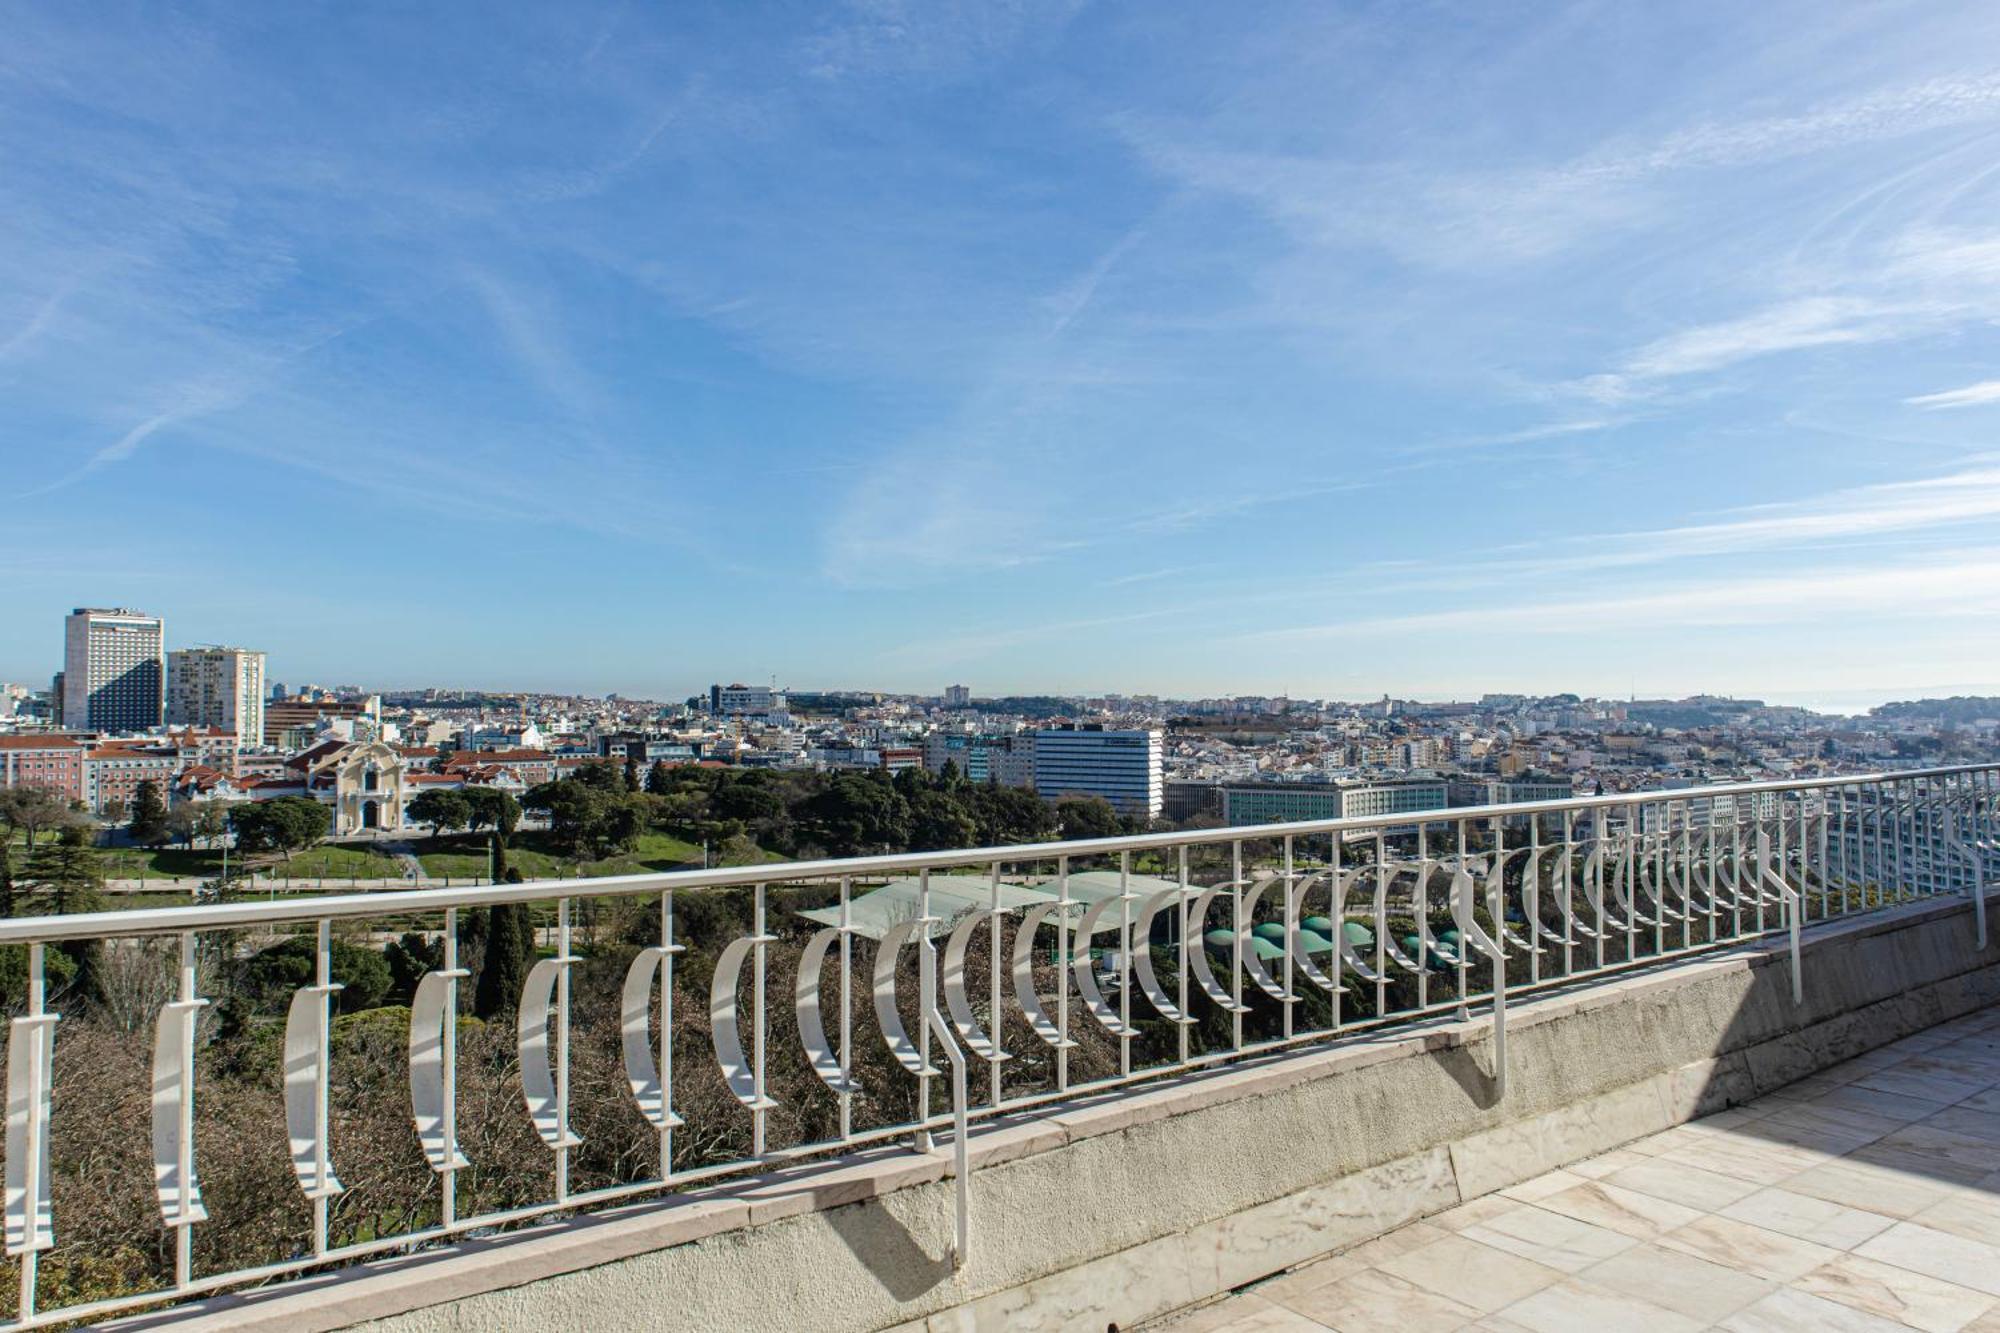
[1249,552,2000,643]
[1127,72,2000,271]
[1907,378,2000,409]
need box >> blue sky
[5,2,2000,711]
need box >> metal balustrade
[1,764,1997,1327]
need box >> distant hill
[1870,697,2000,725]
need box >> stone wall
[140,894,2000,1333]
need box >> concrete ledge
[138,893,2000,1333]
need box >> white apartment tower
[61,607,165,733]
[1031,725,1164,818]
[167,646,266,744]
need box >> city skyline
[6,5,2000,704]
[3,594,1997,718]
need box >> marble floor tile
[1784,1158,1958,1219]
[1153,1292,1332,1332]
[1795,1252,2000,1333]
[1717,1286,1916,1333]
[1484,1275,1702,1333]
[1532,1179,1705,1240]
[1270,1266,1478,1333]
[1735,1117,1885,1157]
[1718,1185,1898,1250]
[1574,1242,1775,1323]
[1499,1169,1587,1203]
[1855,1219,2000,1297]
[1899,1055,2000,1086]
[1922,1106,2000,1145]
[1252,1257,1364,1306]
[1811,1084,1955,1123]
[1657,1213,1841,1282]
[1758,1100,1910,1140]
[1657,1135,1824,1185]
[1910,1188,2000,1246]
[1854,1069,1991,1107]
[1603,1156,1764,1211]
[1964,1088,2000,1114]
[1424,1192,1519,1234]
[1372,1231,1564,1314]
[1461,1205,1638,1274]
[1562,1147,1651,1180]
[1329,1220,1447,1270]
[1852,1125,2000,1186]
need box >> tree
[1054,795,1124,840]
[0,786,86,849]
[461,786,520,840]
[908,789,977,851]
[230,797,330,864]
[165,802,201,848]
[194,802,229,846]
[407,788,472,836]
[0,843,13,917]
[644,760,672,796]
[622,758,640,793]
[476,882,534,1020]
[799,773,910,857]
[129,780,170,848]
[21,827,106,1000]
[522,777,641,859]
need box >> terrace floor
[1154,1005,2000,1333]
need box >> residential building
[1032,725,1163,818]
[83,742,178,816]
[167,646,266,746]
[0,735,85,801]
[61,607,165,733]
[944,684,971,707]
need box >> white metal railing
[2,764,1998,1326]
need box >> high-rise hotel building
[1031,724,1164,818]
[167,646,266,745]
[61,607,165,733]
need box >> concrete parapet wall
[144,894,2000,1333]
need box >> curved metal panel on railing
[1185,884,1249,1012]
[623,946,687,1127]
[521,955,585,1146]
[1071,895,1138,1036]
[872,919,935,1075]
[1131,887,1194,1022]
[151,997,208,1227]
[941,911,1009,1062]
[789,926,855,1095]
[1235,875,1291,1002]
[5,1011,57,1256]
[283,982,344,1201]
[1011,901,1074,1046]
[409,968,469,1172]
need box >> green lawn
[97,846,226,879]
[94,840,403,881]
[414,830,768,882]
[269,843,404,880]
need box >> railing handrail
[0,760,1989,944]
